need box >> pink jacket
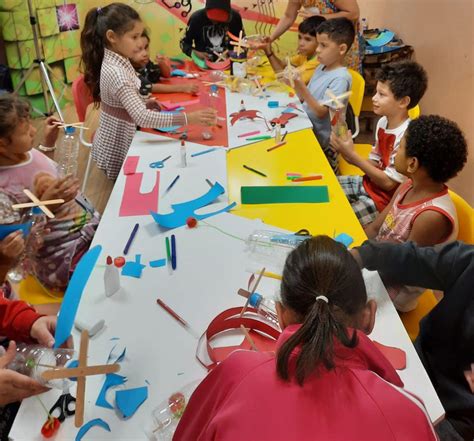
[174,324,437,441]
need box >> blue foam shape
[115,386,148,419]
[367,30,395,47]
[54,245,102,348]
[268,101,279,108]
[149,258,166,268]
[154,125,181,133]
[150,182,236,229]
[96,373,128,409]
[334,232,354,248]
[75,418,111,441]
[121,255,145,278]
[0,222,31,240]
[171,69,187,77]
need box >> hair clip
[315,295,329,304]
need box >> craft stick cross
[14,189,65,219]
[323,90,352,109]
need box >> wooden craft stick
[53,121,90,130]
[41,363,120,381]
[75,330,89,428]
[267,141,287,152]
[240,267,266,318]
[12,198,64,209]
[291,175,323,182]
[23,189,54,219]
[240,325,258,351]
[321,90,352,108]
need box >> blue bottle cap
[248,292,262,308]
[65,126,76,134]
[210,84,218,93]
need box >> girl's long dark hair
[276,236,367,385]
[80,3,140,103]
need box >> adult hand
[146,98,162,111]
[187,108,217,126]
[179,84,200,95]
[0,231,25,259]
[249,36,272,50]
[43,117,61,148]
[0,341,48,406]
[330,130,355,162]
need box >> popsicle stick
[240,325,258,351]
[12,198,64,210]
[75,330,89,428]
[23,189,54,218]
[41,363,120,381]
[240,267,266,318]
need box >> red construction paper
[123,156,139,175]
[372,340,407,370]
[119,156,160,217]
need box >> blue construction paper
[154,125,181,133]
[54,245,102,348]
[367,30,395,47]
[171,69,187,77]
[106,346,126,364]
[75,418,111,441]
[150,182,236,229]
[0,222,31,240]
[96,373,128,409]
[335,233,354,248]
[115,386,148,419]
[121,255,146,278]
[149,258,166,268]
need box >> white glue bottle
[104,256,120,297]
[180,140,187,168]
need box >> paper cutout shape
[123,156,139,175]
[96,373,128,409]
[119,157,160,217]
[150,182,236,229]
[270,112,297,127]
[334,233,354,248]
[54,245,102,348]
[0,222,31,240]
[106,346,127,364]
[191,50,208,69]
[149,258,167,268]
[367,30,395,47]
[154,125,182,133]
[75,418,111,441]
[229,109,265,126]
[241,186,329,204]
[121,255,146,278]
[115,386,149,419]
[372,341,407,370]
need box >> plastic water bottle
[248,292,279,327]
[361,17,369,32]
[7,344,76,389]
[57,126,79,177]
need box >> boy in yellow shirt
[263,15,325,84]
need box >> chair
[338,104,421,176]
[72,75,94,193]
[347,69,365,139]
[400,190,474,340]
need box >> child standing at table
[365,115,468,312]
[331,61,428,226]
[0,94,100,292]
[263,16,326,85]
[130,31,199,96]
[175,236,437,441]
[80,3,216,180]
[290,18,354,173]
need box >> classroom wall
[359,0,474,205]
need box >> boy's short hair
[376,60,428,109]
[0,93,30,139]
[298,15,326,37]
[405,115,467,183]
[316,18,355,51]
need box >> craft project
[241,186,329,204]
[119,156,160,217]
[121,255,146,279]
[75,418,111,441]
[229,109,267,126]
[206,58,231,71]
[149,258,166,268]
[276,58,304,88]
[116,386,149,418]
[21,189,59,219]
[0,222,31,240]
[11,198,64,210]
[191,50,208,70]
[270,112,297,128]
[54,245,102,348]
[96,373,128,409]
[150,182,236,229]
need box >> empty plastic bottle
[248,292,279,327]
[56,126,79,177]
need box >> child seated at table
[174,236,437,441]
[0,94,100,293]
[263,15,326,85]
[365,115,468,312]
[331,60,428,226]
[290,18,354,173]
[130,31,199,96]
[180,0,245,62]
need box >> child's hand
[179,84,200,95]
[0,231,25,259]
[187,108,217,126]
[146,98,162,111]
[330,131,355,162]
[43,116,61,148]
[41,175,79,205]
[250,36,271,50]
[155,55,171,78]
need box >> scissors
[49,388,76,422]
[149,155,172,168]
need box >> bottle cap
[65,126,76,134]
[210,84,218,93]
[248,292,262,308]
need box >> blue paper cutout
[335,233,354,248]
[150,182,236,229]
[75,418,111,441]
[154,125,181,133]
[0,222,31,240]
[121,255,146,278]
[367,30,395,47]
[115,386,148,419]
[54,245,102,348]
[149,258,166,268]
[171,69,187,77]
[110,337,120,341]
[96,373,128,409]
[106,346,126,364]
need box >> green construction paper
[241,186,329,204]
[36,7,59,37]
[191,50,207,69]
[10,66,43,95]
[0,0,28,12]
[64,56,81,83]
[34,0,55,8]
[0,11,33,41]
[42,35,63,63]
[60,30,81,58]
[5,40,37,69]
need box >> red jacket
[175,325,437,441]
[0,292,41,342]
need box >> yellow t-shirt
[290,54,319,84]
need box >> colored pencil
[164,174,180,195]
[171,234,177,270]
[246,135,272,141]
[291,175,323,182]
[243,165,267,177]
[156,299,189,328]
[123,223,139,255]
[267,141,287,152]
[165,237,171,264]
[191,147,217,157]
[238,130,261,138]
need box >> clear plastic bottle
[144,380,200,440]
[7,344,76,389]
[248,292,279,327]
[56,126,79,177]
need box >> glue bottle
[7,344,76,389]
[180,140,187,167]
[104,255,120,297]
[144,380,201,440]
